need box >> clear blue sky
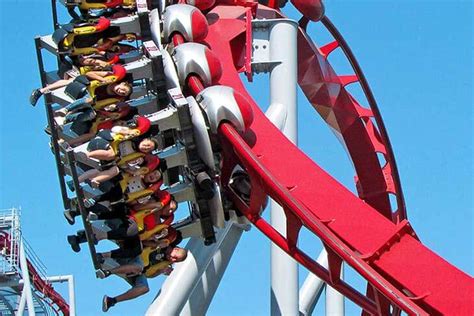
[0,1,471,315]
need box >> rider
[101,245,188,312]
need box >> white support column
[146,220,248,315]
[44,275,76,316]
[18,240,35,316]
[299,249,345,316]
[299,250,328,316]
[264,19,299,316]
[180,221,246,315]
[17,286,27,315]
[68,276,76,316]
[326,264,345,315]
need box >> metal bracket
[359,220,418,263]
[136,0,150,13]
[143,40,162,59]
[143,40,168,105]
[45,100,71,210]
[146,106,180,131]
[251,19,282,74]
[124,57,154,80]
[110,15,143,36]
[37,35,58,55]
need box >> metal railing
[0,208,21,276]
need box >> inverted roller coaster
[30,0,472,315]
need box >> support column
[68,275,76,316]
[45,275,76,316]
[181,222,246,315]
[18,288,27,315]
[146,220,247,315]
[299,249,345,315]
[326,264,345,315]
[299,250,328,315]
[18,240,35,316]
[265,19,299,316]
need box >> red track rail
[0,233,69,315]
[298,15,407,222]
[200,5,473,315]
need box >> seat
[52,17,111,55]
[75,0,134,10]
[111,116,151,150]
[119,154,161,175]
[121,179,163,204]
[140,228,179,278]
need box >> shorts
[67,109,96,136]
[87,137,111,151]
[115,254,144,269]
[126,274,148,288]
[115,256,148,287]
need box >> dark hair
[115,81,133,96]
[171,230,183,247]
[134,137,158,152]
[159,159,168,172]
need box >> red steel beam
[203,5,474,315]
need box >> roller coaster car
[60,102,131,144]
[66,0,136,10]
[73,117,151,169]
[53,19,137,56]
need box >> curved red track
[0,233,69,315]
[199,4,473,315]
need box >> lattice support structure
[0,208,70,315]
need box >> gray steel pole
[299,249,345,315]
[299,250,328,315]
[267,19,299,316]
[326,265,345,315]
[180,222,245,315]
